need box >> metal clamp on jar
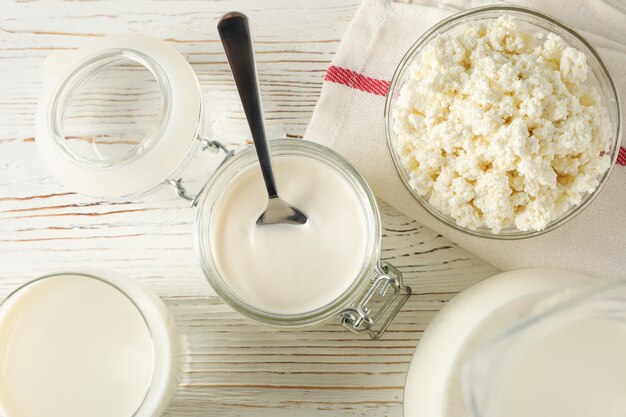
[35,32,411,340]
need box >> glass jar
[196,139,411,336]
[34,33,411,339]
[385,5,622,239]
[0,269,180,417]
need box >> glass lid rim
[36,32,204,200]
[48,47,173,170]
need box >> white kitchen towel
[305,0,626,279]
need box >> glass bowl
[385,5,621,239]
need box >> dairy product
[0,274,154,417]
[485,319,626,417]
[393,16,612,232]
[210,154,369,315]
[402,268,592,417]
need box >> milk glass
[0,270,180,417]
[463,280,626,417]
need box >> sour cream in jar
[210,154,369,315]
[196,140,397,329]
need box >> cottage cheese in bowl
[389,11,619,236]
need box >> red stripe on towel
[324,65,390,96]
[323,65,626,166]
[618,146,626,166]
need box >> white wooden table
[0,1,499,415]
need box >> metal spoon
[218,12,307,226]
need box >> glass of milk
[463,280,626,417]
[0,270,181,417]
[35,33,412,339]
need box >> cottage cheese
[393,16,612,232]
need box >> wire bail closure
[165,138,234,207]
[340,262,411,340]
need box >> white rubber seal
[35,33,202,199]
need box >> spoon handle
[218,12,278,198]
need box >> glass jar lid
[36,33,202,199]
